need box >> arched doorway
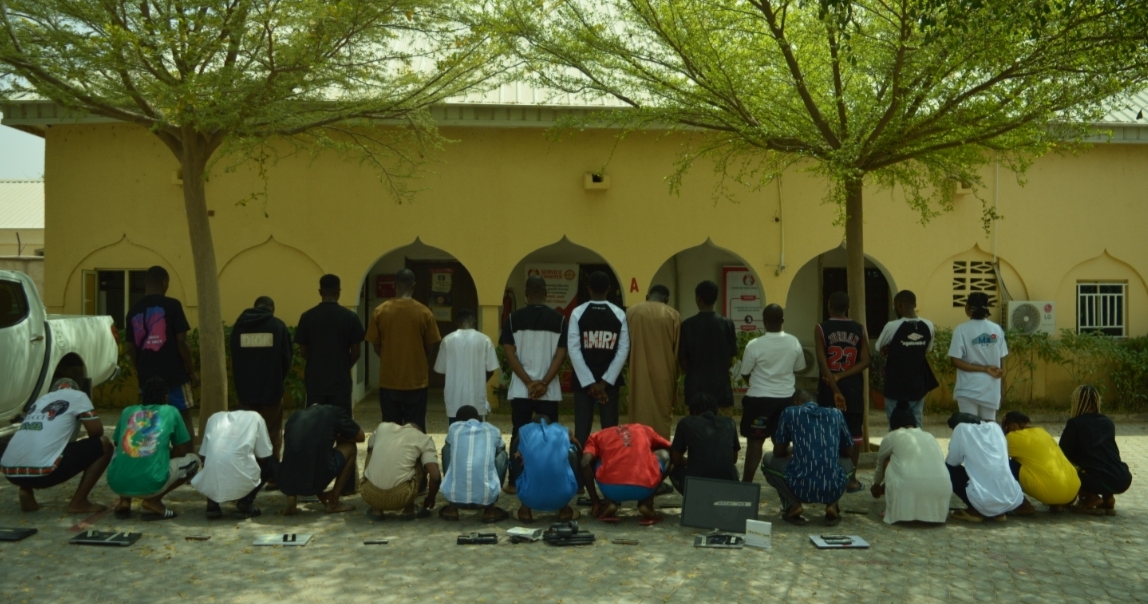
[359,238,480,391]
[648,239,766,333]
[784,245,898,348]
[499,237,622,396]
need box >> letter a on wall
[630,278,639,293]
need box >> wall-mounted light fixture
[584,172,610,191]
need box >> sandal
[482,507,511,523]
[114,507,132,520]
[824,505,841,527]
[557,508,581,522]
[398,507,431,521]
[516,509,536,524]
[781,512,808,526]
[438,507,460,522]
[141,507,178,521]
[638,514,663,526]
[951,509,983,523]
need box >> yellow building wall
[39,122,1148,403]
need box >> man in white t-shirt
[738,304,806,482]
[192,410,273,519]
[945,413,1025,522]
[361,422,440,520]
[1,379,113,513]
[434,309,500,422]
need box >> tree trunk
[179,130,228,440]
[844,175,869,452]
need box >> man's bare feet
[594,501,618,519]
[637,502,659,519]
[66,501,108,514]
[557,506,580,522]
[325,501,355,514]
[18,488,39,512]
[517,506,534,523]
[281,496,300,516]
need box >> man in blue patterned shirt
[761,390,855,526]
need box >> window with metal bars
[952,261,998,308]
[1077,282,1127,337]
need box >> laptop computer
[0,528,37,542]
[680,476,760,534]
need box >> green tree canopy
[484,0,1148,443]
[0,0,500,429]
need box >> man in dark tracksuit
[231,296,293,461]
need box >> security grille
[952,261,998,308]
[1077,282,1127,337]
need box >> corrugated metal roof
[1101,90,1148,124]
[445,81,627,108]
[0,180,45,229]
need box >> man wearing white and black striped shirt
[567,272,630,445]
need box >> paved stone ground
[2,398,1146,603]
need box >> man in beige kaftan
[625,285,681,438]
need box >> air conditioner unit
[1003,301,1056,335]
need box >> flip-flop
[781,513,808,526]
[516,511,536,524]
[597,515,621,523]
[482,508,511,523]
[824,514,841,527]
[398,507,431,521]
[557,509,581,522]
[638,514,663,526]
[438,507,460,522]
[846,482,865,494]
[114,508,132,520]
[141,507,178,521]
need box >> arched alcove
[218,236,325,325]
[648,239,766,333]
[923,244,1027,329]
[62,235,186,328]
[783,245,899,347]
[359,238,480,391]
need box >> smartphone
[363,540,389,545]
[185,535,211,541]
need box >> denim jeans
[884,398,924,428]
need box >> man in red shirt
[580,424,672,524]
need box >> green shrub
[1110,336,1148,409]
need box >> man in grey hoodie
[230,296,293,460]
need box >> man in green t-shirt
[108,377,201,520]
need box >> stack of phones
[809,534,870,549]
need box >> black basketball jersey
[816,318,865,398]
[882,319,939,401]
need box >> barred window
[1077,282,1126,337]
[952,261,998,308]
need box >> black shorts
[740,395,792,440]
[318,449,348,488]
[844,412,864,442]
[5,437,105,490]
[817,381,864,413]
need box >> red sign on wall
[376,275,396,299]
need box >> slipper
[557,509,581,522]
[516,511,536,524]
[141,507,178,521]
[482,508,511,523]
[438,507,460,522]
[597,514,621,523]
[781,513,808,526]
[824,514,841,527]
[638,514,663,526]
[846,481,865,494]
[398,507,431,521]
[951,509,983,523]
[114,508,132,520]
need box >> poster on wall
[376,275,396,299]
[525,263,580,316]
[430,268,453,293]
[723,266,763,333]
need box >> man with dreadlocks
[1059,385,1132,515]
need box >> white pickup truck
[0,270,119,439]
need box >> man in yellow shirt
[1002,411,1081,512]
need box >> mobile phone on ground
[363,540,389,545]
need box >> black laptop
[679,476,760,533]
[0,528,37,542]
